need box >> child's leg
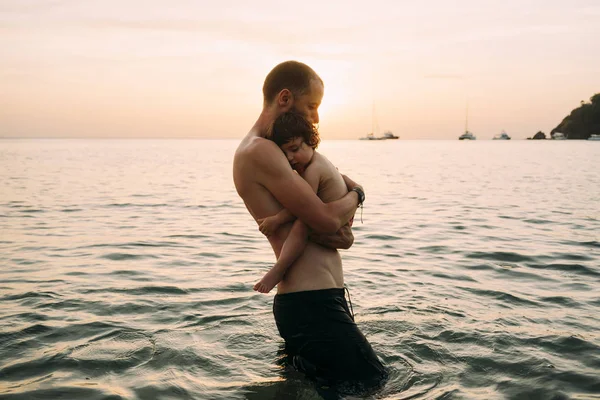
[254,219,308,293]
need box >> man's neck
[250,107,278,139]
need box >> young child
[253,112,354,293]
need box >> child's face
[281,137,314,172]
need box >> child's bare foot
[253,281,272,293]
[253,276,276,293]
[253,268,284,294]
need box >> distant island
[550,93,600,140]
[529,131,547,140]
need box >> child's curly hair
[270,112,320,149]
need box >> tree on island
[551,93,600,139]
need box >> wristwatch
[351,186,365,205]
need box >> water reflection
[0,139,598,399]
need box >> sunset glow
[1,0,599,139]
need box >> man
[233,61,387,392]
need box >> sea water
[1,139,598,399]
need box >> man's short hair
[271,112,320,149]
[263,61,323,105]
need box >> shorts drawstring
[343,284,355,321]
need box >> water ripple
[1,139,598,399]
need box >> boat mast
[465,102,469,133]
[371,101,375,136]
[372,101,380,136]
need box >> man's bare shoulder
[235,136,282,172]
[234,135,291,190]
[236,136,277,159]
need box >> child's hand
[258,215,280,237]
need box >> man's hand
[309,223,354,250]
[257,215,281,237]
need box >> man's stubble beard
[290,105,317,127]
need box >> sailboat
[493,130,511,140]
[458,103,476,140]
[359,132,382,140]
[359,102,398,140]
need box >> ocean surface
[0,139,599,400]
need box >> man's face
[291,79,323,125]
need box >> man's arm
[254,141,360,234]
[309,223,354,249]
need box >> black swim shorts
[273,288,388,392]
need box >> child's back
[300,151,347,203]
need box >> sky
[1,0,599,140]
